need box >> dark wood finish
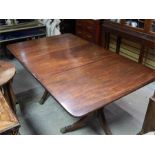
[7,34,155,117]
[7,34,112,81]
[102,20,155,64]
[76,19,102,45]
[2,81,17,113]
[138,91,155,134]
[60,19,76,34]
[0,61,16,112]
[144,19,153,33]
[43,54,155,117]
[98,109,112,135]
[39,91,50,105]
[7,34,155,134]
[138,45,146,63]
[61,112,94,133]
[116,36,121,54]
[0,90,19,135]
[60,109,112,134]
[42,20,100,105]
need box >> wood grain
[0,61,15,86]
[0,61,17,112]
[0,91,19,134]
[7,34,155,117]
[43,54,155,117]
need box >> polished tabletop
[7,34,155,117]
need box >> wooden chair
[0,90,20,135]
[0,61,16,113]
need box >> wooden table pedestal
[60,108,112,135]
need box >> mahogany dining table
[7,34,155,134]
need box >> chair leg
[138,91,155,134]
[8,81,17,112]
[39,90,50,105]
[2,81,16,113]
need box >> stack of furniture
[0,20,46,56]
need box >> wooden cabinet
[150,19,155,34]
[0,20,46,57]
[76,19,102,45]
[0,21,46,43]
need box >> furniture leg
[116,36,121,54]
[61,109,112,135]
[9,80,17,107]
[102,32,107,48]
[39,90,50,105]
[12,128,20,135]
[2,127,20,135]
[2,81,16,113]
[138,91,155,134]
[105,32,110,49]
[97,109,112,135]
[143,47,149,65]
[138,45,145,64]
[60,112,94,133]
